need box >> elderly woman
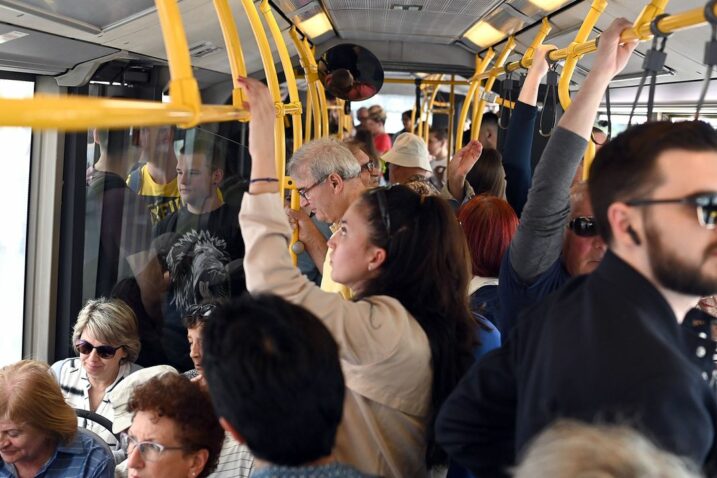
[122,373,224,478]
[0,360,114,477]
[52,298,142,447]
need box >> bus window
[0,79,33,366]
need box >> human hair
[0,360,77,445]
[182,303,216,330]
[482,112,498,131]
[327,68,354,97]
[128,373,224,478]
[589,120,717,244]
[367,110,386,125]
[72,298,141,363]
[466,148,506,198]
[458,194,518,277]
[180,134,226,172]
[356,185,475,466]
[345,131,380,165]
[402,109,413,120]
[287,137,361,182]
[96,128,133,158]
[513,420,701,478]
[430,128,448,142]
[201,294,345,466]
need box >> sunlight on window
[0,79,33,365]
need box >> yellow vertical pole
[311,43,331,138]
[472,36,516,141]
[425,74,444,143]
[456,49,495,153]
[336,98,346,139]
[448,74,455,161]
[156,0,202,125]
[240,0,286,196]
[290,28,323,139]
[260,0,303,151]
[212,0,248,113]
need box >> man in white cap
[382,132,481,204]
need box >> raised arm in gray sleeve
[509,126,588,282]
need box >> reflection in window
[0,79,33,366]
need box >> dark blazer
[437,250,717,477]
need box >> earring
[368,265,373,271]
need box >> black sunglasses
[568,216,598,237]
[75,340,124,359]
[626,192,717,230]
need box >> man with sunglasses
[438,19,717,477]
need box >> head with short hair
[562,181,607,276]
[0,360,77,445]
[401,110,414,132]
[127,373,224,478]
[351,186,475,466]
[589,120,717,296]
[466,148,506,198]
[356,107,369,125]
[73,298,141,364]
[345,137,381,188]
[428,128,449,158]
[177,135,226,211]
[479,112,498,150]
[513,420,701,478]
[202,294,345,466]
[365,110,387,134]
[458,194,518,278]
[287,138,363,223]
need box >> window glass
[0,79,33,366]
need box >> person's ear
[607,202,642,248]
[367,246,387,272]
[328,172,344,193]
[211,168,224,186]
[187,449,209,478]
[219,417,246,444]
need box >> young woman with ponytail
[237,76,476,478]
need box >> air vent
[188,41,222,58]
[390,4,422,11]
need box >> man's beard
[645,215,717,297]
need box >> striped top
[51,358,142,447]
[211,434,254,478]
[0,428,114,477]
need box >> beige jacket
[240,193,432,478]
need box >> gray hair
[287,138,361,182]
[72,298,141,364]
[513,420,701,478]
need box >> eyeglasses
[568,216,598,237]
[626,192,717,229]
[75,340,124,359]
[297,175,328,201]
[360,161,375,173]
[186,303,216,317]
[121,433,185,462]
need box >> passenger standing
[364,110,392,154]
[237,76,475,477]
[437,19,717,476]
[202,294,371,478]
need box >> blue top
[473,315,501,361]
[0,428,114,478]
[502,100,537,218]
[497,251,570,335]
[251,462,373,478]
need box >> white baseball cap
[382,133,432,173]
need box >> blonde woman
[52,298,142,447]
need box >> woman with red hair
[458,194,518,336]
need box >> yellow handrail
[456,51,494,153]
[213,0,248,112]
[471,36,515,141]
[424,74,445,142]
[290,28,324,139]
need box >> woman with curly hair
[122,373,224,478]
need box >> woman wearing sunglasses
[51,298,142,448]
[123,373,224,478]
[237,77,475,477]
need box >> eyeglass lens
[76,340,120,359]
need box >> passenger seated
[0,360,114,477]
[236,76,476,477]
[513,420,700,478]
[122,374,224,478]
[52,298,142,448]
[203,294,370,478]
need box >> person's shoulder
[75,428,114,463]
[50,357,81,377]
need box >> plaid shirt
[0,428,114,477]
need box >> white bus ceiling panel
[0,22,118,75]
[324,0,506,44]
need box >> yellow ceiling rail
[260,0,303,151]
[312,43,331,138]
[424,74,445,142]
[522,18,553,68]
[213,0,248,114]
[455,50,495,153]
[471,36,515,141]
[0,0,250,130]
[291,28,325,140]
